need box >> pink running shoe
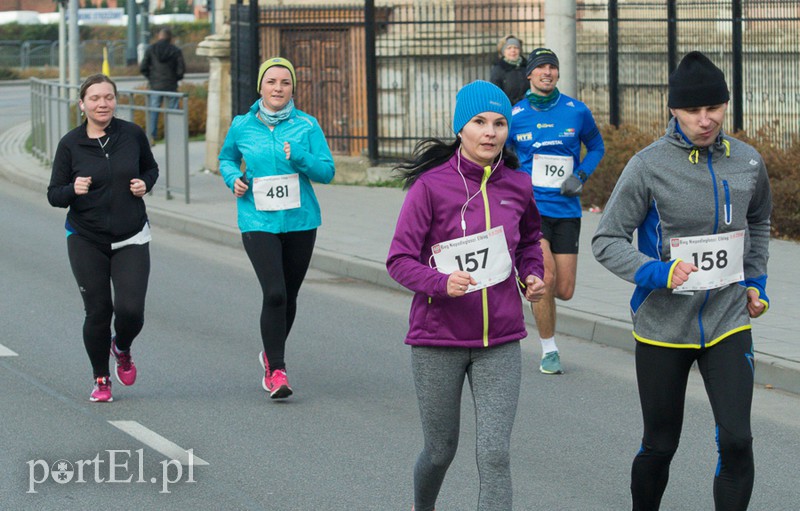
[90,376,113,402]
[259,351,293,399]
[111,337,137,386]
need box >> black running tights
[241,229,316,371]
[67,234,150,378]
[631,331,755,511]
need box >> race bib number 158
[669,230,745,292]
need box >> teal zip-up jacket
[219,99,335,233]
[591,118,771,348]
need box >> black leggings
[242,229,316,371]
[67,234,150,378]
[631,331,755,511]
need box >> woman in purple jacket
[387,80,546,511]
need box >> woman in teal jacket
[219,57,335,399]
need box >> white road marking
[0,343,19,356]
[108,420,209,466]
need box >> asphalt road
[2,173,800,510]
[0,83,31,130]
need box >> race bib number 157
[431,226,512,293]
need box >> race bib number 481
[669,230,745,292]
[252,174,301,211]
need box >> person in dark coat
[490,35,528,105]
[140,27,185,145]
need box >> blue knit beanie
[452,80,512,135]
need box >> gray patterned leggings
[411,341,521,511]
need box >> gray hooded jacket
[591,117,771,348]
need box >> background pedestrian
[140,27,185,146]
[490,34,529,105]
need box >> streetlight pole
[58,0,67,94]
[68,0,80,99]
[126,0,138,65]
[136,0,150,62]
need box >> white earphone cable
[455,146,503,237]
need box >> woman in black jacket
[47,74,159,403]
[490,35,529,105]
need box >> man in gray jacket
[592,51,771,510]
[140,27,185,145]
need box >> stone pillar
[545,0,577,98]
[197,32,231,174]
[196,0,233,173]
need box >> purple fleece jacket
[387,153,544,348]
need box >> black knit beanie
[525,48,559,77]
[668,51,729,108]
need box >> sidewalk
[2,121,798,395]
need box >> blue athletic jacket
[508,93,605,218]
[219,99,335,234]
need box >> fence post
[667,0,677,123]
[732,0,743,133]
[667,0,677,74]
[365,0,379,164]
[608,0,619,127]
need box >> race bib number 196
[532,154,573,188]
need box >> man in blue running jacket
[508,48,605,375]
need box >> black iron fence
[243,0,799,159]
[578,0,800,148]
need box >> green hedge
[0,21,210,44]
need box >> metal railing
[29,77,191,203]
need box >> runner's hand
[447,271,476,298]
[524,275,546,303]
[233,177,249,198]
[74,176,91,195]
[746,288,766,318]
[670,261,698,288]
[560,174,583,197]
[130,178,146,197]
